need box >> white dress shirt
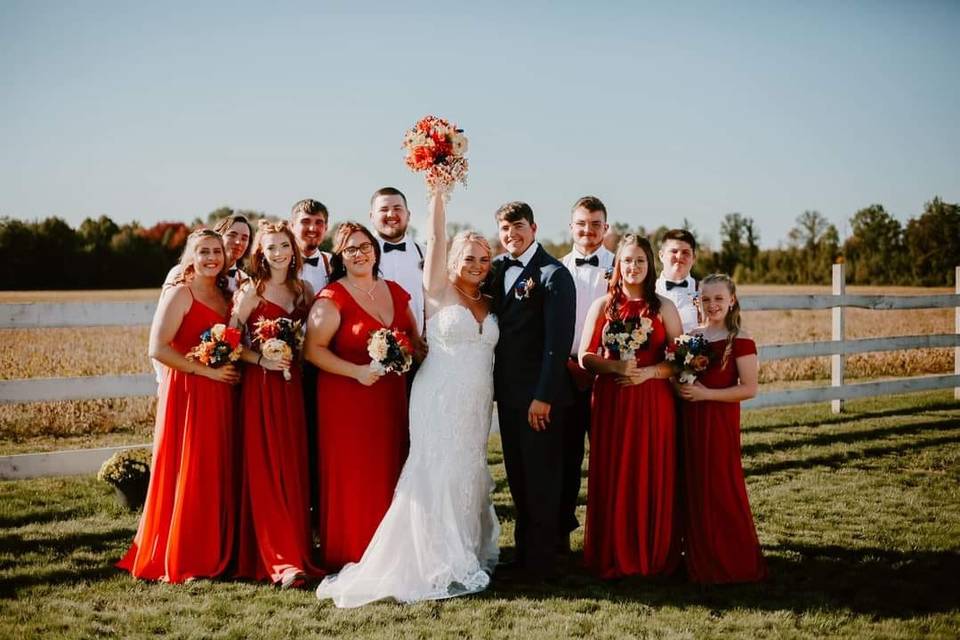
[376,234,425,335]
[301,249,331,294]
[503,241,540,294]
[561,245,615,354]
[656,275,700,333]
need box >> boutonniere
[514,276,536,300]
[603,267,614,281]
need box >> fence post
[832,262,846,414]
[955,266,959,401]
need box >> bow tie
[227,267,238,278]
[303,255,320,267]
[665,279,688,290]
[383,242,406,253]
[575,255,599,267]
[503,258,524,270]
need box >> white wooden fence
[1,264,958,479]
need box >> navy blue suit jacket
[491,244,577,409]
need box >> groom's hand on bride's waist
[528,400,552,431]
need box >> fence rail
[1,265,958,478]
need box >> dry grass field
[0,286,955,454]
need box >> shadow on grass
[744,398,960,434]
[0,506,95,529]
[744,433,960,477]
[486,543,960,618]
[742,418,960,458]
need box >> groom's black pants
[497,402,567,575]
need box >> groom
[491,201,576,581]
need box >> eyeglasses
[342,242,375,258]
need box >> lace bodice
[426,304,499,351]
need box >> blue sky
[1,1,957,248]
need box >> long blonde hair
[172,229,230,300]
[701,273,741,368]
[247,219,305,303]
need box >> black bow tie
[503,258,524,270]
[665,279,688,290]
[227,267,237,277]
[575,255,599,267]
[303,256,320,267]
[383,242,406,253]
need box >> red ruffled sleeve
[733,337,757,358]
[317,281,349,310]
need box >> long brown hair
[701,273,742,368]
[248,219,306,304]
[606,234,661,320]
[328,222,382,283]
[172,229,231,300]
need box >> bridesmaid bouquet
[666,333,711,383]
[603,315,654,361]
[402,115,468,198]
[186,323,243,368]
[253,317,304,381]
[367,328,413,375]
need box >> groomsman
[491,201,576,581]
[290,198,331,529]
[369,187,426,338]
[655,229,701,333]
[290,199,332,293]
[558,196,614,552]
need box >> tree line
[1,198,957,290]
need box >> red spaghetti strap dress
[234,299,321,584]
[583,299,680,578]
[117,294,237,583]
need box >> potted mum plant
[98,447,151,510]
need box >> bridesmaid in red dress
[231,220,320,588]
[677,273,767,583]
[118,229,241,583]
[305,222,420,571]
[578,234,683,579]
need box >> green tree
[904,197,960,285]
[843,205,904,284]
[787,210,839,284]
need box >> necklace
[346,278,378,301]
[453,283,482,301]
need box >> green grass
[2,391,959,639]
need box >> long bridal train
[316,304,500,607]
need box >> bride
[316,193,500,607]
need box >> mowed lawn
[1,391,958,639]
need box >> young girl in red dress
[676,273,767,583]
[118,230,241,583]
[231,220,320,588]
[579,234,683,578]
[305,222,422,571]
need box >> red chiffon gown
[681,337,767,583]
[583,299,680,578]
[234,299,321,584]
[117,292,237,582]
[315,280,411,570]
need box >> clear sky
[1,1,958,248]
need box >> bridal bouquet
[253,317,304,381]
[186,323,243,368]
[402,115,468,198]
[666,333,711,383]
[602,315,654,361]
[367,328,413,375]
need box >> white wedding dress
[316,304,501,607]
